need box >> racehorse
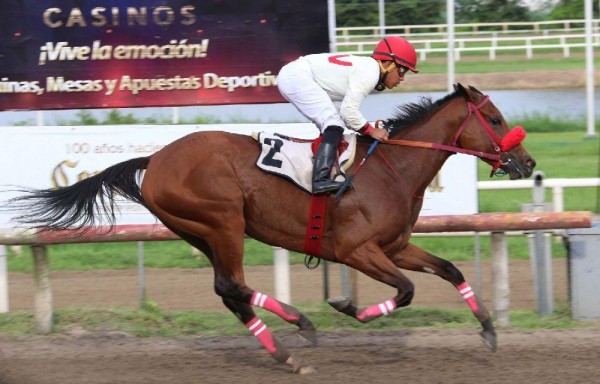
[7,84,535,374]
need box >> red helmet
[372,36,418,73]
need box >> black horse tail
[7,156,151,231]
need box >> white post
[585,0,597,138]
[0,245,8,313]
[528,232,554,316]
[273,247,291,304]
[552,185,564,212]
[446,0,455,92]
[328,0,337,53]
[36,111,44,126]
[32,245,53,334]
[491,232,510,326]
[378,0,385,36]
[529,171,554,316]
[171,107,180,124]
[474,233,482,298]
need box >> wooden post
[137,241,146,308]
[491,232,510,326]
[0,245,8,313]
[340,265,358,305]
[31,245,53,334]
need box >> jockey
[277,36,418,194]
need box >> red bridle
[382,95,526,171]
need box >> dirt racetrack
[3,258,600,383]
[1,327,600,384]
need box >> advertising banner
[0,1,329,111]
[0,125,477,229]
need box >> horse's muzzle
[504,154,536,180]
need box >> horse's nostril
[527,158,536,169]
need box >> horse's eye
[491,118,501,125]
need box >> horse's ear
[454,83,467,96]
[468,85,484,95]
[459,84,483,103]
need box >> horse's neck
[402,98,464,145]
[386,100,465,195]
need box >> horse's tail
[7,156,151,231]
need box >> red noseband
[500,126,526,152]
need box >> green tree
[67,110,100,125]
[548,0,599,19]
[455,0,532,23]
[386,0,446,26]
[336,0,378,27]
[335,0,537,27]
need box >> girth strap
[303,194,327,258]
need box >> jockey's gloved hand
[358,120,390,141]
[369,126,389,141]
[375,119,393,132]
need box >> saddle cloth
[253,132,357,193]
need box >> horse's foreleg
[327,296,402,323]
[390,243,497,351]
[328,241,415,323]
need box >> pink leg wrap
[251,292,299,322]
[457,282,479,312]
[357,299,397,321]
[245,317,277,353]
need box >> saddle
[252,132,357,193]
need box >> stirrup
[312,180,344,195]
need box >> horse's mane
[386,90,462,138]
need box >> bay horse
[7,84,535,374]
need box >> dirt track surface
[4,259,600,383]
[1,328,599,384]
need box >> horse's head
[452,84,536,179]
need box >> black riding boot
[312,125,344,195]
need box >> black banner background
[0,1,329,110]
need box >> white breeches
[277,60,346,134]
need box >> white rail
[478,178,600,212]
[336,19,600,41]
[335,33,600,60]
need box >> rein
[383,96,502,163]
[371,95,526,195]
[382,138,501,161]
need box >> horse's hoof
[327,296,352,312]
[298,328,317,346]
[287,354,317,375]
[480,330,497,352]
[295,365,318,375]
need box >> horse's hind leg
[169,228,317,373]
[213,260,317,373]
[221,297,316,374]
[390,243,497,351]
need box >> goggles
[397,65,409,75]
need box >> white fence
[337,19,600,40]
[335,19,600,60]
[478,177,600,213]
